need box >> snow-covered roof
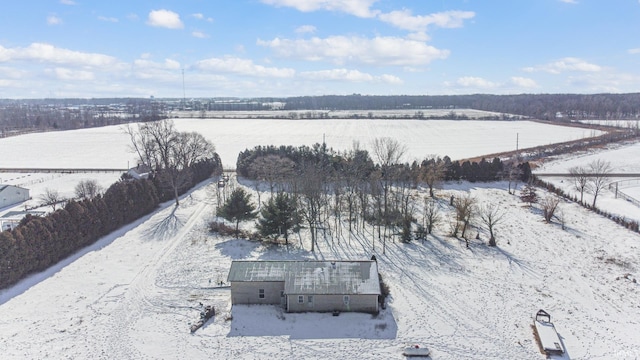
[227,260,381,295]
[0,184,28,192]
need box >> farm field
[0,118,600,169]
[0,119,639,359]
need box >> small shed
[0,185,30,209]
[227,260,381,314]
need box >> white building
[0,185,30,209]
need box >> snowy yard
[0,119,639,359]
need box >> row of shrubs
[0,157,222,290]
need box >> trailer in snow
[533,309,565,356]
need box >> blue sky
[1,0,639,98]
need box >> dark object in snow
[532,309,565,355]
[402,344,430,357]
[190,305,215,333]
[332,310,340,316]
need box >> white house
[128,164,152,180]
[227,260,381,314]
[0,185,30,209]
[1,210,45,231]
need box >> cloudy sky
[1,0,639,98]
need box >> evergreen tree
[218,188,257,238]
[520,182,538,206]
[257,192,300,244]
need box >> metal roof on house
[227,260,381,295]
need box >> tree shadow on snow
[143,205,185,241]
[214,238,262,260]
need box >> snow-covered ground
[0,118,600,169]
[0,119,639,359]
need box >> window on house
[298,295,304,303]
[308,295,313,303]
[343,295,350,305]
[280,291,284,297]
[259,289,265,299]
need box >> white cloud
[98,16,119,23]
[257,35,449,66]
[60,0,76,5]
[524,57,602,74]
[300,68,402,83]
[134,58,181,70]
[510,76,538,88]
[194,57,296,78]
[0,43,117,67]
[191,13,214,22]
[628,48,640,54]
[456,76,498,89]
[192,31,209,39]
[378,10,475,32]
[147,9,184,29]
[47,15,63,25]
[48,68,95,81]
[261,0,380,18]
[131,58,183,82]
[559,0,578,4]
[295,25,317,34]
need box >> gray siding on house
[230,281,284,305]
[286,293,378,313]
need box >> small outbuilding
[227,260,381,314]
[128,164,152,180]
[0,185,30,209]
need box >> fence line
[608,180,640,208]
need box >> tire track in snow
[101,191,211,359]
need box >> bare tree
[295,163,326,252]
[371,137,407,254]
[478,202,505,246]
[421,156,447,197]
[569,166,589,204]
[125,119,215,206]
[587,159,612,208]
[452,194,476,246]
[74,179,103,199]
[423,196,441,235]
[249,154,295,194]
[503,161,523,194]
[541,195,560,223]
[40,188,62,211]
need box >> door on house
[280,290,286,308]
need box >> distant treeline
[236,143,531,184]
[3,93,640,134]
[0,98,166,133]
[276,93,640,120]
[0,157,221,290]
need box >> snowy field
[0,119,639,359]
[0,118,599,169]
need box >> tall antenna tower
[181,68,186,110]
